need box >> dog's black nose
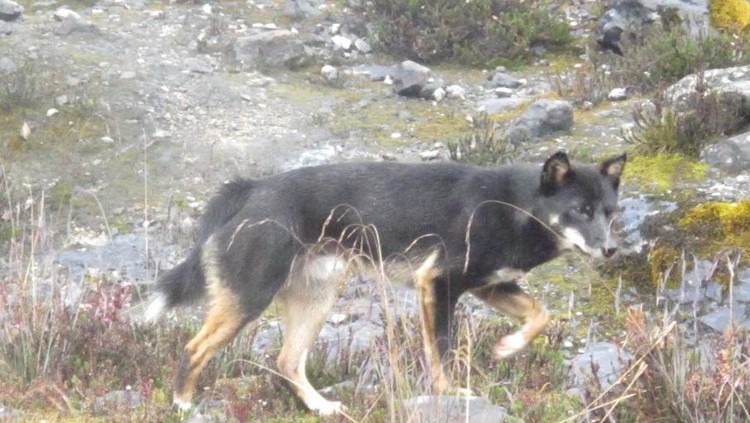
[602,247,617,258]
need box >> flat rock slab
[400,395,509,423]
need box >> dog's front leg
[414,253,462,392]
[470,282,549,359]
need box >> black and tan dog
[145,151,626,416]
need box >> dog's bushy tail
[144,179,255,322]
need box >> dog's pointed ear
[540,151,572,194]
[599,153,626,191]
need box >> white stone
[446,85,465,99]
[53,8,81,21]
[321,64,337,81]
[608,87,628,101]
[331,35,352,50]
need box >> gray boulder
[392,60,432,97]
[665,65,750,116]
[0,20,13,35]
[506,99,574,144]
[54,15,98,36]
[0,0,22,22]
[0,57,16,73]
[701,132,750,173]
[284,0,324,18]
[569,341,632,391]
[486,70,522,89]
[596,0,709,55]
[231,30,309,70]
[400,395,509,423]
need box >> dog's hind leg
[173,284,251,410]
[173,230,288,411]
[470,282,549,359]
[274,255,347,416]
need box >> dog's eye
[578,204,594,218]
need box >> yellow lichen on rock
[678,200,750,256]
[709,0,750,32]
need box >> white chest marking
[492,268,526,283]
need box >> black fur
[155,179,255,308]
[156,155,623,329]
[153,152,626,413]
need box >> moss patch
[648,244,682,289]
[623,154,708,195]
[678,200,750,258]
[710,0,750,32]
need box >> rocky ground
[2,0,750,421]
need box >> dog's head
[538,151,626,259]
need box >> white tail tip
[144,293,166,323]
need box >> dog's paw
[312,399,344,417]
[450,387,474,397]
[493,332,528,359]
[173,397,193,412]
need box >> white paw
[451,387,474,397]
[493,332,528,359]
[173,397,192,412]
[312,400,344,417]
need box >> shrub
[366,0,573,68]
[624,85,748,157]
[447,113,517,165]
[556,20,750,105]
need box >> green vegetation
[557,22,750,105]
[367,0,574,68]
[447,113,517,165]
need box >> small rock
[608,87,628,101]
[420,150,441,161]
[477,97,525,114]
[328,313,348,325]
[47,108,59,117]
[446,85,465,100]
[201,3,211,14]
[56,94,68,105]
[331,34,352,50]
[120,71,136,80]
[20,121,30,140]
[486,70,522,89]
[321,64,338,81]
[53,7,80,21]
[392,60,432,97]
[505,99,574,144]
[353,38,371,53]
[152,129,171,139]
[432,87,445,101]
[494,87,514,98]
